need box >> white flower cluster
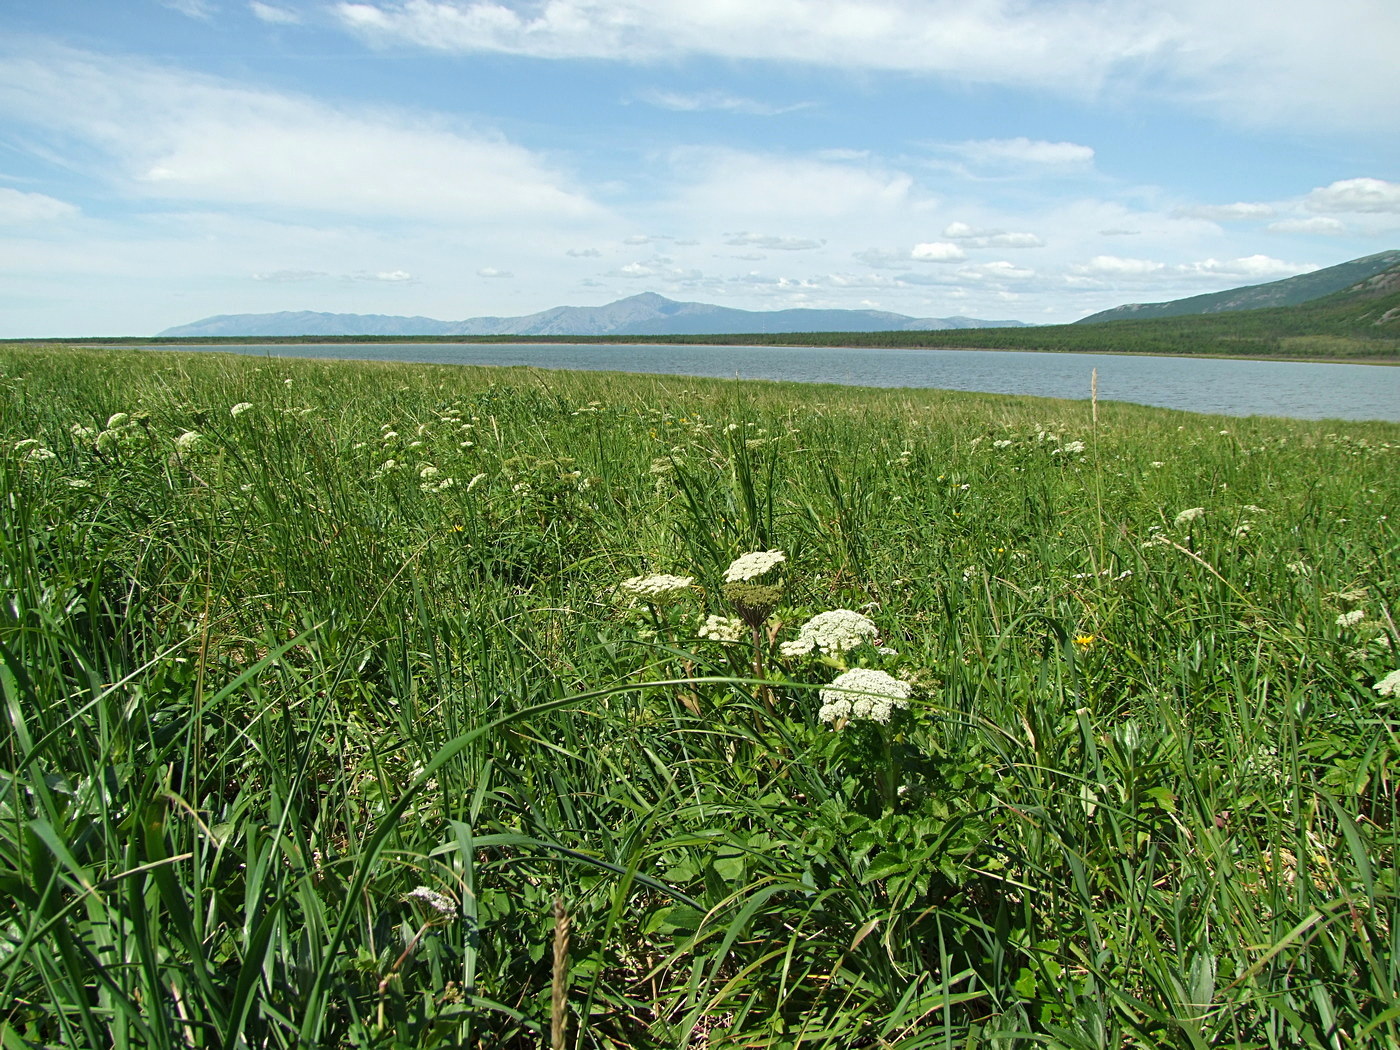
[405,886,456,916]
[818,668,911,726]
[13,438,56,463]
[1174,507,1206,526]
[1335,610,1366,628]
[779,609,878,657]
[620,574,695,599]
[724,550,786,582]
[696,614,744,643]
[230,402,254,417]
[174,431,202,452]
[1375,670,1400,697]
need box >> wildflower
[230,402,254,417]
[405,886,457,916]
[993,439,1013,449]
[697,614,744,643]
[1150,461,1164,468]
[1336,610,1366,628]
[1061,440,1086,454]
[788,609,878,655]
[1174,507,1205,526]
[818,668,912,726]
[106,412,130,429]
[1074,634,1096,650]
[174,431,202,452]
[1374,670,1400,697]
[620,574,695,600]
[419,465,440,480]
[724,550,786,582]
[465,473,487,491]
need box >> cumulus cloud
[0,45,602,224]
[1073,255,1167,276]
[1304,177,1400,214]
[725,232,824,250]
[942,222,1044,247]
[250,2,302,23]
[1172,202,1275,222]
[1182,255,1305,278]
[910,242,965,262]
[476,266,512,278]
[0,187,80,224]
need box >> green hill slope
[1076,249,1400,323]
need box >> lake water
[148,342,1400,422]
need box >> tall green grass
[1,343,1397,1048]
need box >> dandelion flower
[724,550,786,582]
[230,402,253,417]
[1336,610,1366,628]
[620,574,695,600]
[1374,670,1400,697]
[1174,507,1205,526]
[818,668,912,726]
[790,609,878,654]
[697,614,744,643]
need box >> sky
[1,1,1398,337]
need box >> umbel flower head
[780,609,878,657]
[818,668,912,726]
[724,550,786,582]
[1174,507,1206,527]
[620,574,695,601]
[697,614,745,643]
[1375,669,1400,698]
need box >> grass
[1,342,1398,1048]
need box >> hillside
[156,292,1028,338]
[1077,249,1400,323]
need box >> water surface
[145,342,1400,422]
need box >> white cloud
[1182,255,1305,279]
[250,2,302,24]
[252,269,327,281]
[332,1,1400,136]
[725,232,824,250]
[637,89,810,116]
[1172,202,1275,222]
[1304,178,1400,214]
[566,247,602,257]
[910,241,965,262]
[0,188,79,223]
[942,222,1044,247]
[666,148,917,222]
[1268,216,1346,235]
[348,269,415,281]
[160,0,218,20]
[476,266,513,278]
[0,45,602,225]
[1073,255,1167,276]
[945,137,1095,168]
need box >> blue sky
[1,0,1398,336]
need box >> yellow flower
[1074,634,1096,650]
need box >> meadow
[1,342,1397,1049]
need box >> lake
[147,342,1400,422]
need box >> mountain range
[155,293,1029,338]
